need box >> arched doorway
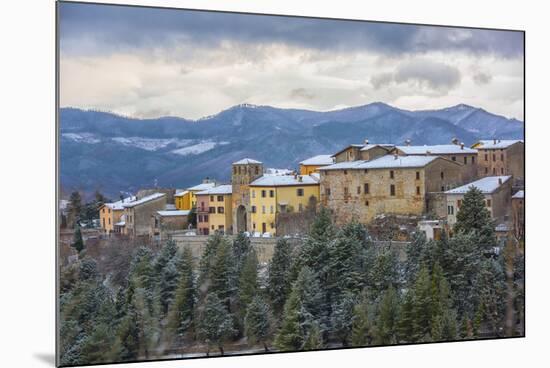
[236,205,247,233]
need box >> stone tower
[231,158,263,233]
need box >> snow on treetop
[445,176,512,195]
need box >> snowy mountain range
[59,102,524,198]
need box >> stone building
[231,158,264,233]
[174,180,216,210]
[445,176,512,227]
[319,155,463,225]
[122,193,167,237]
[512,190,525,240]
[331,141,394,163]
[150,209,190,242]
[195,184,233,235]
[391,143,478,182]
[299,154,334,175]
[471,139,524,181]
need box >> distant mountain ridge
[59,102,523,198]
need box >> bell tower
[231,158,263,233]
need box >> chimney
[394,153,398,160]
[298,175,303,182]
[426,150,432,156]
[364,138,369,145]
[493,139,497,144]
[405,139,411,146]
[498,178,502,185]
[460,142,464,150]
[451,137,459,145]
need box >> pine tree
[159,259,179,316]
[199,294,235,356]
[80,323,116,364]
[302,322,324,350]
[367,247,399,300]
[268,238,293,316]
[411,267,433,342]
[330,292,356,346]
[233,232,252,273]
[72,225,85,253]
[79,258,98,281]
[454,187,496,249]
[238,248,258,314]
[351,292,373,347]
[397,290,415,343]
[328,225,364,299]
[199,233,224,283]
[373,286,400,345]
[68,191,83,225]
[166,247,196,342]
[209,237,237,309]
[154,240,178,281]
[244,296,272,352]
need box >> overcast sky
[59,2,524,120]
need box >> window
[416,171,420,180]
[457,199,462,208]
[452,156,456,161]
[390,170,394,179]
[261,190,266,198]
[485,167,488,174]
[209,207,215,214]
[484,154,488,161]
[344,170,348,175]
[500,154,504,161]
[102,208,105,213]
[270,190,275,198]
[501,167,504,174]
[211,225,215,230]
[102,218,105,227]
[262,205,266,214]
[493,154,496,162]
[486,199,492,207]
[210,195,214,202]
[218,225,224,230]
[344,187,349,196]
[108,208,111,214]
[364,169,368,174]
[251,206,256,213]
[448,205,454,215]
[218,207,224,214]
[493,168,496,175]
[204,215,209,222]
[238,166,242,174]
[440,171,444,179]
[416,186,420,195]
[472,156,475,164]
[108,218,111,225]
[198,215,203,222]
[297,188,304,196]
[270,205,274,214]
[365,200,369,206]
[325,188,331,196]
[390,184,396,196]
[255,166,259,175]
[270,223,275,229]
[441,186,445,191]
[364,183,369,194]
[357,186,361,194]
[234,167,237,174]
[217,195,223,202]
[253,223,256,229]
[464,157,467,164]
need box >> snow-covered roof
[512,190,524,199]
[250,174,319,187]
[396,144,477,155]
[174,190,189,197]
[320,155,441,171]
[122,193,166,208]
[233,158,262,165]
[299,154,334,166]
[445,176,512,195]
[187,182,216,192]
[164,204,176,210]
[265,168,294,176]
[495,223,510,232]
[196,184,233,195]
[104,196,137,210]
[114,214,126,226]
[473,140,523,149]
[331,144,365,157]
[157,210,191,217]
[310,173,320,181]
[360,144,394,152]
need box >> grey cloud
[371,60,461,92]
[59,2,523,58]
[473,71,493,85]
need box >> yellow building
[99,196,135,234]
[299,154,334,175]
[249,174,320,236]
[174,181,216,210]
[195,184,233,234]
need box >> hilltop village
[90,138,524,244]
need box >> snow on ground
[61,133,101,144]
[171,141,229,156]
[111,137,193,151]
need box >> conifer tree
[154,240,178,281]
[397,290,415,343]
[244,296,272,352]
[233,232,252,273]
[238,248,258,314]
[411,267,433,342]
[199,294,235,356]
[351,292,373,347]
[330,292,356,346]
[199,233,224,283]
[302,322,324,350]
[159,259,179,316]
[373,286,400,345]
[69,191,83,225]
[328,226,364,298]
[209,237,237,309]
[367,247,399,300]
[454,187,496,249]
[72,225,85,253]
[268,238,293,316]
